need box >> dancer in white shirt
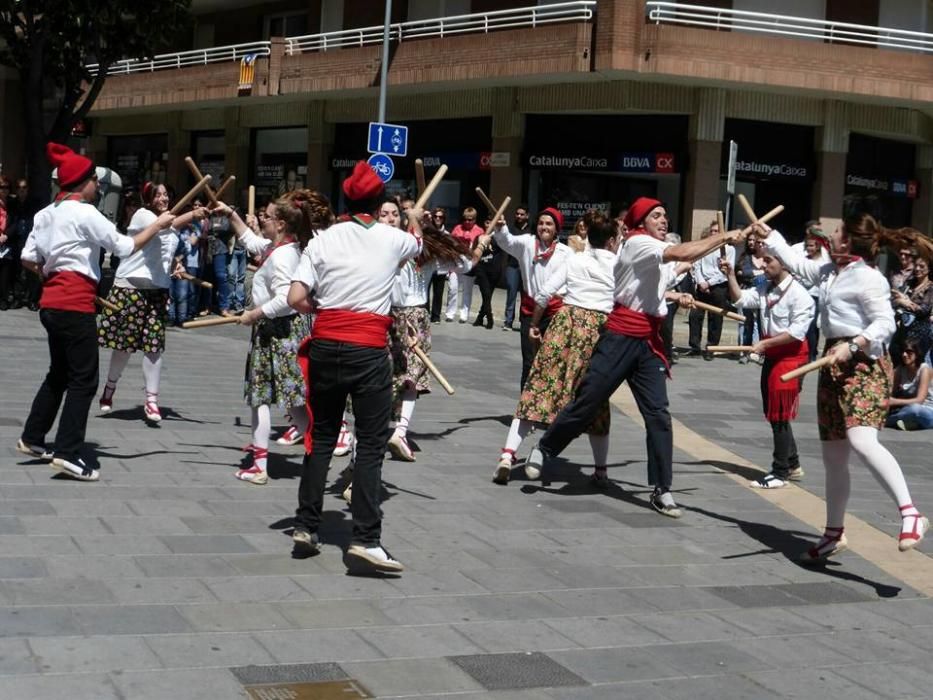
[722,251,814,489]
[19,144,173,481]
[213,191,334,485]
[759,213,930,561]
[98,182,207,423]
[493,207,573,390]
[494,213,618,486]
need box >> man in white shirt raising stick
[721,249,814,489]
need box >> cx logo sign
[655,153,675,173]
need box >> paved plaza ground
[1,304,932,699]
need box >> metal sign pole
[378,0,392,123]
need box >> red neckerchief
[258,235,296,267]
[337,213,376,228]
[533,239,557,263]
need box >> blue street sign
[367,153,394,183]
[368,122,408,157]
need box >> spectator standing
[471,218,500,328]
[449,207,484,323]
[792,224,831,362]
[688,220,736,360]
[734,232,766,363]
[8,178,41,310]
[0,177,12,309]
[208,209,232,316]
[890,246,917,293]
[502,206,529,330]
[891,250,933,363]
[427,207,450,324]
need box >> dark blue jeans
[168,269,195,324]
[212,252,229,311]
[227,248,247,311]
[504,265,521,327]
[295,340,393,547]
[539,331,673,488]
[22,310,99,461]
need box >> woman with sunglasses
[887,340,933,431]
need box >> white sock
[588,434,610,468]
[106,350,131,387]
[142,352,162,402]
[502,418,532,457]
[821,439,851,529]
[847,425,914,510]
[394,389,417,438]
[251,405,271,471]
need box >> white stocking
[846,425,913,509]
[820,439,850,529]
[142,352,162,401]
[106,350,131,387]
[394,388,417,438]
[588,434,610,468]
[501,418,532,459]
[251,405,271,450]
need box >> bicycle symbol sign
[367,153,394,183]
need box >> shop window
[826,0,879,45]
[342,0,405,29]
[265,11,309,38]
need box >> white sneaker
[333,421,354,456]
[387,433,416,462]
[16,439,52,461]
[344,544,404,573]
[275,426,302,446]
[51,456,99,482]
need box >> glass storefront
[845,133,917,228]
[107,134,169,192]
[251,127,309,205]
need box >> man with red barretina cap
[17,143,173,482]
[286,161,423,574]
[493,206,573,391]
[523,197,749,516]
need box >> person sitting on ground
[886,339,933,431]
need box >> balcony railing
[646,1,933,53]
[284,1,596,55]
[88,41,272,76]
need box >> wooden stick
[413,164,448,211]
[781,355,835,383]
[214,176,236,203]
[706,345,754,353]
[95,296,120,312]
[737,193,757,224]
[475,187,497,215]
[717,210,726,257]
[181,316,241,329]
[415,159,426,197]
[757,204,785,226]
[184,157,218,205]
[692,299,745,323]
[404,319,455,395]
[180,271,213,289]
[170,175,212,215]
[247,185,255,217]
[483,196,511,238]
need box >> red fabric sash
[605,303,670,376]
[296,336,315,453]
[520,292,564,318]
[311,308,392,348]
[40,271,97,313]
[763,337,809,422]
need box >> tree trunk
[21,38,51,206]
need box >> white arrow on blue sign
[367,153,395,183]
[368,122,408,157]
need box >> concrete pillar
[813,100,849,234]
[307,101,334,195]
[223,107,250,206]
[165,112,187,188]
[489,88,523,212]
[911,145,933,234]
[683,88,725,240]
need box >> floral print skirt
[244,314,311,409]
[390,306,432,396]
[817,342,893,441]
[516,304,610,435]
[97,286,169,354]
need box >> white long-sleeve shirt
[493,226,571,301]
[293,219,421,315]
[790,241,831,299]
[391,256,473,308]
[236,227,298,319]
[114,208,180,289]
[535,247,615,314]
[613,234,676,317]
[692,244,736,287]
[21,200,134,280]
[734,274,814,340]
[762,230,895,358]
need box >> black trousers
[688,282,729,350]
[473,265,495,323]
[539,331,673,488]
[0,258,14,303]
[429,272,447,322]
[22,309,99,460]
[519,311,553,391]
[662,301,678,360]
[806,298,820,363]
[760,358,800,475]
[295,339,392,547]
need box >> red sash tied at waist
[605,304,670,376]
[40,271,97,313]
[762,336,809,422]
[520,292,564,318]
[310,309,393,349]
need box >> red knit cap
[46,142,95,189]
[342,160,384,202]
[537,207,564,232]
[623,197,664,231]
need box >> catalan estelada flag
[238,54,257,96]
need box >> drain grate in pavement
[448,652,587,691]
[232,663,370,699]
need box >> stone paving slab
[1,305,932,698]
